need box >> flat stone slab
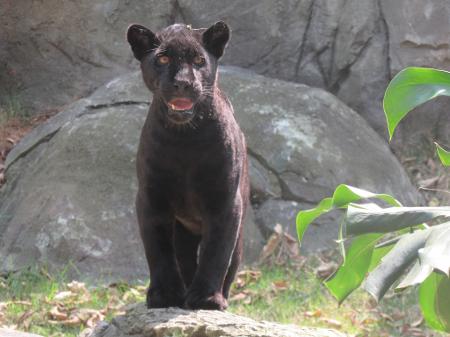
[88,303,346,337]
[0,328,43,337]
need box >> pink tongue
[169,98,194,110]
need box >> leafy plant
[384,67,450,165]
[297,67,450,332]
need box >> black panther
[127,21,249,310]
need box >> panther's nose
[173,79,191,91]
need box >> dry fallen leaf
[391,310,406,321]
[8,301,32,307]
[304,309,322,318]
[234,270,262,289]
[53,291,75,301]
[79,328,94,337]
[281,231,299,258]
[49,306,68,321]
[405,327,426,337]
[6,138,16,145]
[418,176,440,188]
[74,308,103,322]
[360,317,377,325]
[50,316,81,326]
[229,292,247,302]
[315,262,338,279]
[319,317,342,329]
[259,226,283,263]
[259,224,302,265]
[68,281,87,292]
[272,280,288,291]
[16,310,34,328]
[410,316,424,328]
[122,288,141,301]
[379,312,394,322]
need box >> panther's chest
[172,189,204,235]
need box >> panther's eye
[193,55,205,66]
[157,55,170,65]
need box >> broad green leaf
[337,217,346,261]
[435,142,450,167]
[383,67,450,140]
[375,233,408,248]
[368,244,394,273]
[363,229,430,301]
[396,223,450,289]
[325,233,382,303]
[331,185,401,208]
[297,185,401,245]
[418,222,450,276]
[296,197,333,243]
[397,260,433,290]
[345,205,450,236]
[419,272,450,332]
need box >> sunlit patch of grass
[228,262,446,337]
[0,262,446,337]
[0,266,146,337]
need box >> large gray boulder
[1,0,449,139]
[0,67,420,280]
[87,303,346,337]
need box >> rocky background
[0,68,420,280]
[1,0,450,142]
[0,1,448,280]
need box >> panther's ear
[202,21,230,59]
[127,24,160,61]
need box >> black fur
[127,22,249,310]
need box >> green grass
[0,94,29,125]
[229,263,446,337]
[0,262,446,337]
[0,266,145,337]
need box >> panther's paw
[184,288,228,310]
[146,286,185,309]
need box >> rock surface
[87,303,346,337]
[1,0,449,139]
[0,329,43,337]
[0,67,421,280]
[381,0,450,145]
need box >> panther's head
[127,22,230,125]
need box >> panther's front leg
[184,193,244,310]
[136,193,186,308]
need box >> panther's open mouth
[168,98,194,111]
[167,98,195,124]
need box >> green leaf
[368,244,394,273]
[345,205,450,236]
[383,67,450,140]
[363,229,430,301]
[325,233,382,303]
[418,223,450,276]
[296,184,401,245]
[397,260,434,290]
[435,142,450,167]
[296,197,333,243]
[419,272,450,332]
[395,222,450,290]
